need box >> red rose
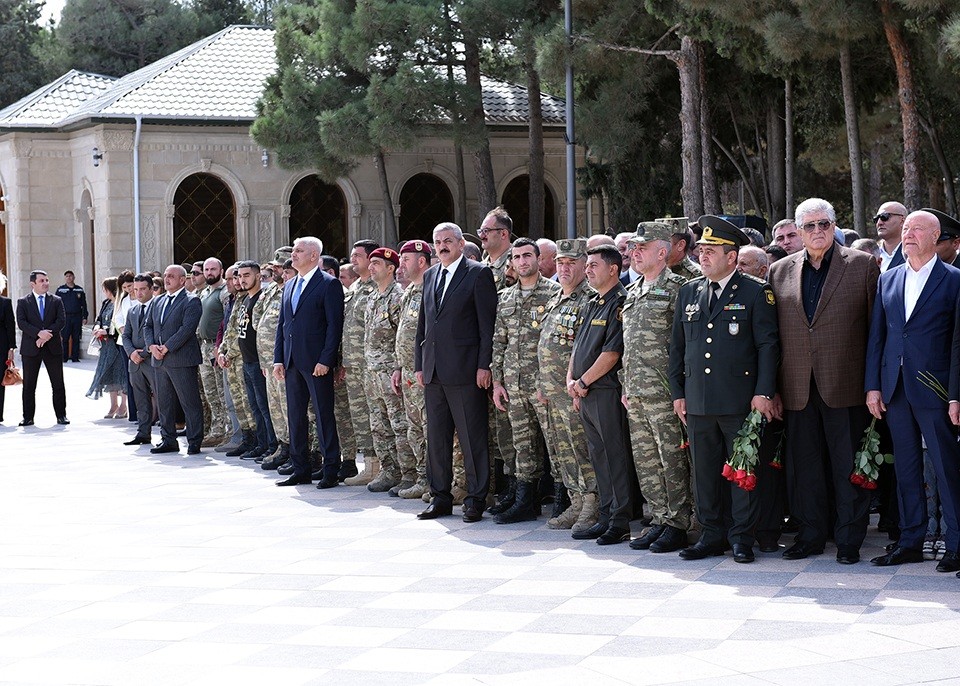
[735,469,747,482]
[722,463,735,480]
[863,479,878,490]
[741,474,757,491]
[849,473,865,486]
[768,460,783,470]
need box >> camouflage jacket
[254,281,283,367]
[491,275,560,389]
[484,249,512,292]
[342,276,377,368]
[537,278,594,395]
[671,256,702,282]
[219,292,248,360]
[364,280,404,373]
[621,268,687,397]
[394,281,423,373]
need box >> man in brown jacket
[768,197,880,565]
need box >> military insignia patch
[729,322,739,335]
[765,291,776,305]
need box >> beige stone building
[0,25,584,304]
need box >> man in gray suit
[145,264,204,454]
[121,273,156,446]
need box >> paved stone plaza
[2,359,960,685]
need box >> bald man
[873,201,908,272]
[737,246,769,280]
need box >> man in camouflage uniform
[341,239,380,485]
[363,247,413,493]
[537,239,600,532]
[621,223,693,553]
[216,266,256,457]
[392,240,431,499]
[480,206,516,500]
[257,248,293,470]
[197,257,227,447]
[491,238,560,523]
[660,218,703,281]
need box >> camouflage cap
[629,222,673,245]
[274,245,293,261]
[556,238,587,259]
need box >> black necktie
[709,282,720,312]
[435,268,448,307]
[160,295,174,324]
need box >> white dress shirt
[903,255,937,321]
[879,242,901,272]
[436,254,463,304]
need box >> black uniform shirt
[571,282,626,389]
[801,243,834,323]
[56,283,88,318]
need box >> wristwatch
[577,379,588,390]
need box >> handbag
[2,362,22,386]
[86,336,103,357]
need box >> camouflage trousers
[625,392,692,530]
[364,369,411,481]
[539,392,597,496]
[265,367,288,444]
[344,365,374,455]
[334,375,357,459]
[199,341,228,438]
[488,394,515,468]
[225,363,254,432]
[502,385,545,481]
[399,369,427,480]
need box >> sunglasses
[152,286,162,291]
[873,212,904,223]
[800,219,833,232]
[191,271,202,276]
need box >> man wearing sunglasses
[874,202,907,272]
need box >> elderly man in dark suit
[867,210,960,571]
[16,269,68,426]
[144,264,204,454]
[768,198,880,565]
[416,222,498,523]
[273,236,345,488]
[121,273,157,446]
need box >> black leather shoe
[571,521,608,540]
[597,526,631,545]
[782,541,825,560]
[19,419,34,427]
[462,505,483,523]
[187,444,201,455]
[936,551,960,573]
[885,541,898,552]
[56,416,70,425]
[337,459,359,481]
[733,544,755,563]
[276,475,311,486]
[277,462,295,476]
[150,442,179,454]
[124,436,151,445]
[756,538,780,553]
[629,524,665,551]
[871,546,924,566]
[417,501,453,520]
[649,525,688,553]
[679,542,727,560]
[836,546,860,565]
[316,476,338,490]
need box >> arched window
[399,173,454,243]
[289,176,348,259]
[501,175,557,240]
[173,173,236,265]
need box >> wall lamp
[92,147,104,167]
[261,148,269,168]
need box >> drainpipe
[133,114,142,272]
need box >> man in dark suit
[669,216,780,564]
[16,269,68,426]
[121,274,156,446]
[768,198,880,565]
[273,236,345,488]
[144,265,204,454]
[874,201,907,272]
[415,222,498,522]
[866,210,960,571]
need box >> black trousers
[784,377,870,549]
[62,314,83,361]
[424,381,490,511]
[687,412,758,547]
[755,417,786,544]
[154,364,203,445]
[129,362,155,438]
[579,387,632,530]
[21,347,66,421]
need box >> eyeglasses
[477,227,505,237]
[800,219,833,233]
[152,286,161,291]
[873,212,904,223]
[191,271,201,276]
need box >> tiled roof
[1,25,565,130]
[0,70,116,127]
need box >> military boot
[201,433,224,448]
[338,454,360,481]
[548,492,583,530]
[367,465,400,492]
[344,457,378,486]
[398,478,428,500]
[389,480,414,497]
[240,441,269,460]
[260,442,289,470]
[225,430,257,457]
[487,475,516,515]
[572,492,599,533]
[649,525,689,553]
[451,486,468,506]
[495,481,541,524]
[550,483,570,519]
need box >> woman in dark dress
[86,277,126,413]
[0,269,16,423]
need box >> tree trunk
[754,119,773,221]
[880,0,922,210]
[918,112,957,216]
[839,44,866,235]
[597,190,606,235]
[868,142,882,235]
[713,134,765,216]
[697,42,720,214]
[672,36,703,219]
[454,143,468,228]
[526,40,546,239]
[375,150,398,246]
[766,97,785,223]
[785,78,795,220]
[463,36,497,216]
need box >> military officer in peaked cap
[668,215,780,564]
[925,208,960,268]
